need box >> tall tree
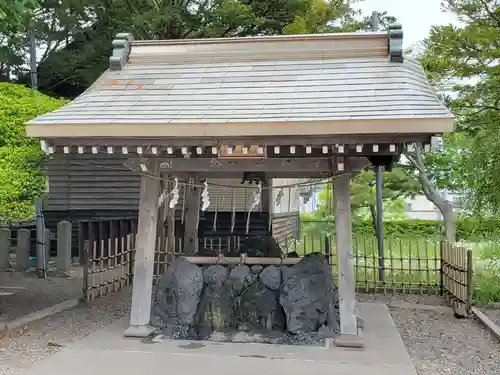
[0,0,38,81]
[416,0,500,226]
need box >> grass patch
[281,228,500,301]
[282,234,441,293]
[471,241,500,305]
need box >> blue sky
[356,0,459,48]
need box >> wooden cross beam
[124,157,363,174]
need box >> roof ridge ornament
[388,23,403,63]
[109,33,134,71]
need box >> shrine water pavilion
[26,24,453,348]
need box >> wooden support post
[333,173,363,348]
[124,161,161,338]
[183,174,199,255]
[56,221,72,272]
[16,229,30,270]
[0,228,10,269]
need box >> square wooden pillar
[124,161,161,338]
[333,173,363,348]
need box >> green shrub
[300,214,500,241]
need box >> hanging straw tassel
[246,182,262,235]
[169,178,179,209]
[201,180,210,211]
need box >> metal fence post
[466,249,473,314]
[324,235,331,266]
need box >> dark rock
[241,237,267,257]
[259,265,281,291]
[195,266,231,333]
[203,265,228,283]
[239,280,286,331]
[280,265,290,282]
[241,236,282,257]
[279,252,334,334]
[266,237,282,257]
[152,257,203,327]
[286,251,299,258]
[226,265,256,297]
[251,265,263,274]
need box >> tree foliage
[0,0,398,225]
[301,167,419,236]
[0,83,66,224]
[350,168,419,223]
[0,0,395,97]
[420,0,500,215]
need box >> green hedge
[301,217,500,240]
[352,220,443,238]
[363,219,500,239]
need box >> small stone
[251,265,263,274]
[47,341,64,348]
[210,331,230,342]
[152,334,165,342]
[453,304,468,319]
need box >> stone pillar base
[123,324,156,338]
[334,334,364,348]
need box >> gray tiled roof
[28,57,452,125]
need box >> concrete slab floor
[18,303,417,375]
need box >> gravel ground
[390,305,500,375]
[357,292,447,306]
[0,290,498,375]
[0,288,131,374]
[0,268,83,321]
